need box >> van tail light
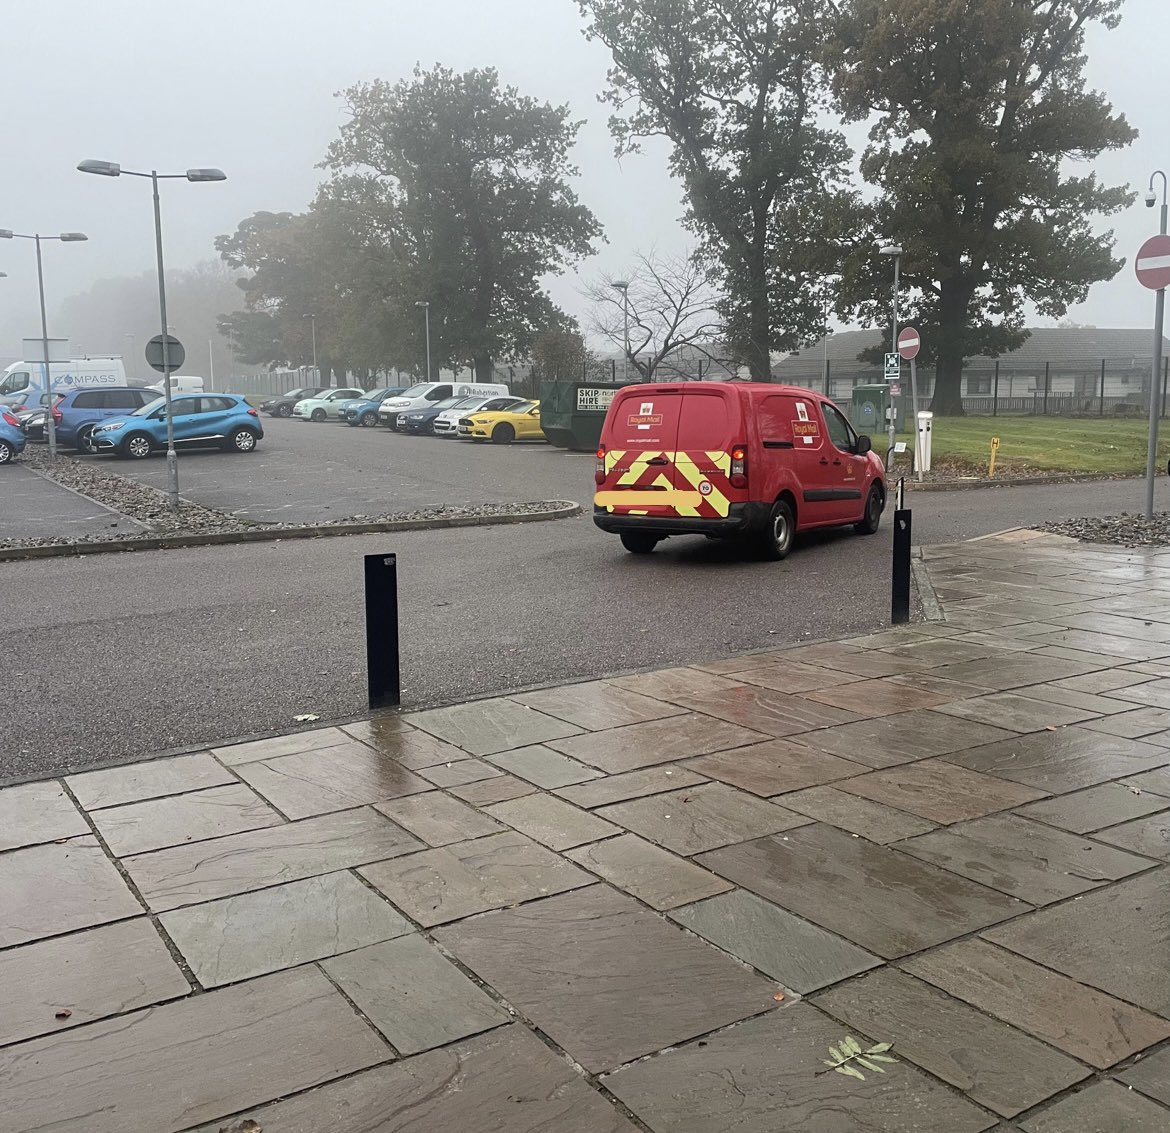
[729,444,748,488]
[595,444,607,486]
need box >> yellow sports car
[457,399,545,444]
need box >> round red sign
[1135,234,1170,291]
[897,326,921,360]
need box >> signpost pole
[151,171,180,513]
[1138,219,1170,518]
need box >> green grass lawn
[901,416,1170,475]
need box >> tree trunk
[746,254,772,381]
[930,279,971,415]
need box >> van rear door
[595,388,684,517]
[672,387,742,518]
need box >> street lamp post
[612,281,630,383]
[78,159,225,512]
[879,245,903,471]
[1144,172,1168,519]
[0,229,89,459]
[302,313,319,385]
[415,301,431,382]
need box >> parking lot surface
[78,417,589,521]
[3,471,1162,781]
[0,464,140,542]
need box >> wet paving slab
[3,528,1170,1130]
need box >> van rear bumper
[593,502,768,538]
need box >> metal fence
[776,357,1170,418]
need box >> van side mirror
[856,435,872,455]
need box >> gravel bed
[1039,513,1170,548]
[8,450,572,550]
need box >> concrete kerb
[0,501,583,563]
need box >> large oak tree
[321,65,602,381]
[579,0,859,380]
[829,0,1136,413]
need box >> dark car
[396,396,468,435]
[52,387,163,452]
[260,387,327,418]
[17,407,48,442]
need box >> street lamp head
[879,244,903,256]
[77,159,121,177]
[186,168,226,183]
[612,280,629,291]
[302,313,315,320]
[59,232,88,242]
[415,300,429,308]
[0,230,12,240]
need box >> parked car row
[262,381,548,445]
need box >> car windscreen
[446,397,484,411]
[131,397,165,416]
[428,397,463,411]
[399,384,432,398]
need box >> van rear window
[677,392,732,449]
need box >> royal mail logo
[628,413,663,427]
[792,421,819,436]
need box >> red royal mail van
[593,381,886,559]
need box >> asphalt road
[3,471,1155,782]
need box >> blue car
[339,387,407,427]
[0,409,27,464]
[90,393,264,459]
[52,387,164,452]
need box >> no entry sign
[1135,234,1170,291]
[898,326,921,360]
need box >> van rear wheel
[755,499,794,561]
[855,484,884,535]
[620,532,659,555]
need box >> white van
[0,358,126,401]
[148,375,205,395]
[379,381,510,428]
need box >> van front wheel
[620,532,659,555]
[755,499,794,561]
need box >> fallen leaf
[292,713,320,722]
[773,992,786,1002]
[54,1009,72,1019]
[1045,725,1061,731]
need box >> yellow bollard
[988,436,1000,478]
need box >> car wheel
[620,531,660,555]
[360,410,378,427]
[121,432,153,460]
[310,408,326,422]
[0,439,12,464]
[855,484,884,535]
[491,423,515,445]
[75,425,96,454]
[225,427,258,453]
[277,404,293,418]
[755,498,795,561]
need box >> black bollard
[365,552,401,709]
[891,479,912,625]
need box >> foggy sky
[2,0,1168,361]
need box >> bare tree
[583,252,727,382]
